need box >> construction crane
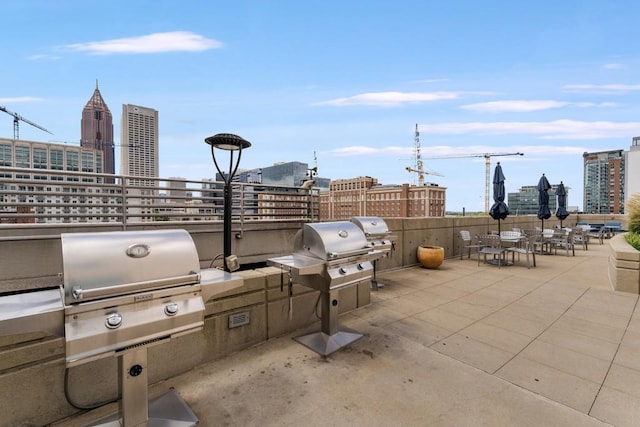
[425,151,524,215]
[405,124,443,185]
[0,105,53,140]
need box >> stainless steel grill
[268,221,381,356]
[350,216,396,290]
[1,229,243,427]
[350,216,395,255]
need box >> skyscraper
[625,137,640,203]
[583,149,625,214]
[81,81,114,175]
[120,104,159,186]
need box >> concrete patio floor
[58,241,640,427]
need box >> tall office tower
[120,104,159,186]
[81,81,114,175]
[583,149,625,214]
[625,137,640,203]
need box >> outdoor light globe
[204,133,251,151]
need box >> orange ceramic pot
[417,245,444,269]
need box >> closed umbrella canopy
[489,162,509,221]
[556,181,569,222]
[536,174,551,222]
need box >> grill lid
[293,221,370,260]
[61,229,200,305]
[350,216,391,237]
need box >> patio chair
[550,229,575,256]
[477,234,506,268]
[505,232,537,268]
[459,230,481,259]
[588,227,605,245]
[573,228,588,251]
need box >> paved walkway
[64,242,640,426]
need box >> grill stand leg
[370,260,384,291]
[87,347,199,427]
[294,288,363,357]
[120,348,149,426]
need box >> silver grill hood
[269,221,381,291]
[350,216,395,255]
[294,221,372,260]
[61,230,201,305]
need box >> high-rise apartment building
[81,81,114,175]
[583,149,625,214]
[625,137,640,203]
[120,104,159,186]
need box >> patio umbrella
[556,181,569,228]
[536,173,551,230]
[489,162,509,235]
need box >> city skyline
[2,1,640,211]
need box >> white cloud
[602,63,624,70]
[314,91,459,107]
[563,83,640,92]
[461,100,617,112]
[27,54,61,61]
[0,97,44,103]
[462,100,569,112]
[418,120,640,139]
[64,31,222,55]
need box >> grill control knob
[339,267,347,275]
[164,302,179,316]
[357,263,364,271]
[105,313,122,329]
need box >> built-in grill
[350,216,396,290]
[268,221,382,356]
[1,229,243,427]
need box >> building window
[0,144,11,166]
[34,147,47,169]
[51,149,63,170]
[15,146,30,168]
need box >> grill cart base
[294,327,363,357]
[87,350,198,426]
[294,288,363,357]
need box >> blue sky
[2,0,639,212]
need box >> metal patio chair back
[505,232,537,269]
[459,230,481,260]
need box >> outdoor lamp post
[204,133,251,272]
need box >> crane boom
[0,105,53,140]
[425,152,524,215]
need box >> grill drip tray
[87,388,198,427]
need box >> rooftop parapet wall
[0,214,628,292]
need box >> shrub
[625,232,640,251]
[627,193,640,234]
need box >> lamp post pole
[204,133,251,272]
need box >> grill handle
[69,273,200,302]
[326,247,371,260]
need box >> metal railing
[0,167,320,228]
